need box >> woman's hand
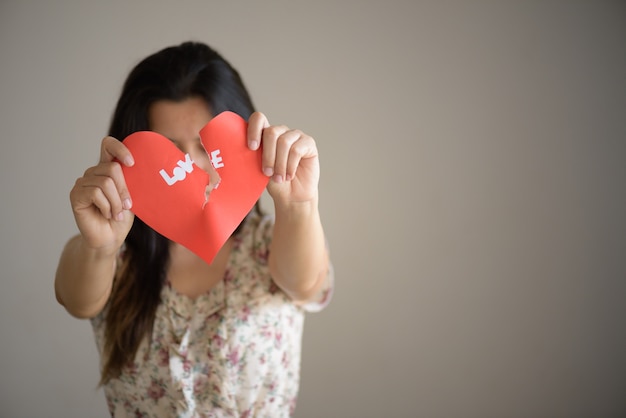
[246,112,320,207]
[246,112,329,303]
[70,136,135,252]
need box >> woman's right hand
[69,136,135,252]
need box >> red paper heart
[120,111,269,264]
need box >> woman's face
[148,96,220,198]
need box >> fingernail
[124,156,135,166]
[123,198,132,210]
[273,174,283,183]
[249,140,259,150]
[116,212,124,221]
[263,167,273,177]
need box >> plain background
[1,1,625,417]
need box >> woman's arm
[247,112,330,302]
[269,199,330,302]
[54,136,135,318]
[55,235,118,318]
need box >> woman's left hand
[247,112,320,206]
[247,111,329,303]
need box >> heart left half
[120,111,269,264]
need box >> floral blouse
[91,212,333,417]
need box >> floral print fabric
[91,212,333,417]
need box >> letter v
[178,153,194,173]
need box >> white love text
[210,149,224,168]
[159,154,194,186]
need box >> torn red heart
[121,111,268,264]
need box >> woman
[55,41,333,417]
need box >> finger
[100,136,134,166]
[89,186,116,220]
[82,162,133,213]
[285,133,317,181]
[247,112,269,151]
[261,125,289,178]
[273,130,303,183]
[71,177,114,220]
[85,161,133,210]
[75,174,127,219]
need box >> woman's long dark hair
[100,41,256,384]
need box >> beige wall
[1,1,625,417]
